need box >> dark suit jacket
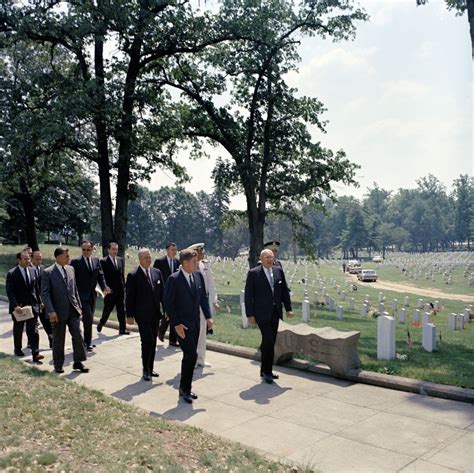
[125,267,164,324]
[71,256,107,303]
[41,264,82,321]
[153,256,179,283]
[31,264,45,304]
[244,265,292,324]
[100,256,125,294]
[6,266,39,315]
[164,270,211,332]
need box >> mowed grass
[0,354,288,472]
[1,245,473,388]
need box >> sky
[145,0,473,208]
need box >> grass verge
[0,354,292,472]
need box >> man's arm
[40,270,55,316]
[96,258,109,292]
[5,271,19,310]
[244,270,256,318]
[125,272,136,321]
[280,269,293,314]
[198,273,212,319]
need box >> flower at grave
[409,321,421,328]
[396,353,408,361]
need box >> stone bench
[274,321,361,376]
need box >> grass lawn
[0,354,289,472]
[1,244,473,388]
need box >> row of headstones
[377,314,437,358]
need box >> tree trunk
[114,36,143,257]
[18,183,39,251]
[94,34,115,255]
[246,188,264,268]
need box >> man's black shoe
[260,373,279,380]
[262,374,274,384]
[119,330,130,335]
[55,367,64,374]
[142,370,151,381]
[179,388,198,400]
[97,323,103,333]
[14,349,25,357]
[157,332,165,342]
[73,362,89,373]
[151,371,159,377]
[86,345,95,352]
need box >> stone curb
[94,316,474,404]
[2,294,470,405]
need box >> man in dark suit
[164,249,212,403]
[6,250,43,363]
[97,242,129,335]
[71,240,110,351]
[31,250,53,348]
[153,242,179,346]
[41,247,89,373]
[245,249,294,384]
[126,248,164,381]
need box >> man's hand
[206,318,214,330]
[248,316,256,325]
[126,316,134,325]
[104,287,112,296]
[14,306,22,315]
[287,311,295,318]
[49,312,59,323]
[175,324,188,339]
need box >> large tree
[2,0,236,254]
[160,0,367,266]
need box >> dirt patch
[347,275,474,303]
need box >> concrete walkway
[1,302,472,472]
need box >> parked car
[372,255,383,263]
[358,269,378,282]
[347,260,362,274]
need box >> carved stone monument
[274,321,361,376]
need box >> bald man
[244,249,294,383]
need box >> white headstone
[348,298,355,311]
[448,313,457,331]
[336,306,344,320]
[377,315,396,360]
[434,300,439,311]
[417,299,423,309]
[379,302,385,314]
[378,292,384,302]
[423,312,430,326]
[340,291,346,301]
[423,303,431,313]
[469,277,474,286]
[324,294,330,305]
[241,303,248,329]
[239,290,245,306]
[302,299,310,323]
[413,309,420,323]
[398,308,406,324]
[328,298,335,311]
[360,304,368,317]
[457,314,464,330]
[422,323,436,352]
[404,296,410,307]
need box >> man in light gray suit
[41,247,89,374]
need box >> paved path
[1,302,472,472]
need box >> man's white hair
[138,248,151,258]
[260,249,274,258]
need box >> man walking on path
[164,249,213,403]
[41,247,89,374]
[245,249,293,384]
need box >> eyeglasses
[82,248,93,252]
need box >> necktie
[24,268,30,286]
[267,268,274,292]
[169,258,173,272]
[113,257,118,270]
[189,274,196,292]
[146,269,153,287]
[86,257,92,272]
[36,266,40,278]
[62,267,68,284]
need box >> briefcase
[12,306,34,322]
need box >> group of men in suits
[7,238,293,400]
